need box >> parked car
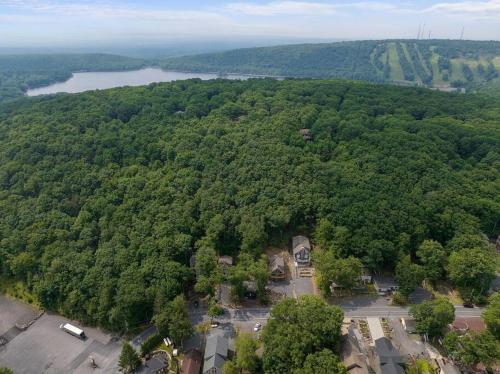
[463,302,474,308]
[253,323,261,332]
[211,321,220,328]
[245,291,257,300]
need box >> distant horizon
[2,1,500,48]
[1,37,500,59]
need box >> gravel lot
[0,297,121,374]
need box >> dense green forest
[161,39,500,89]
[0,78,498,330]
[0,54,146,102]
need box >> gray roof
[292,236,311,264]
[203,353,226,374]
[292,236,310,253]
[204,335,228,360]
[270,255,285,274]
[375,337,406,374]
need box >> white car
[253,322,261,332]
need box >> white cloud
[0,0,229,22]
[225,1,338,16]
[425,0,500,18]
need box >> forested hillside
[0,54,146,102]
[161,40,500,89]
[0,78,498,330]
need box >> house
[345,355,370,374]
[203,335,228,374]
[182,349,202,374]
[401,318,417,334]
[292,236,311,267]
[451,318,486,335]
[269,255,286,280]
[137,353,169,374]
[218,256,233,275]
[218,256,233,267]
[374,337,406,374]
[299,128,312,141]
[342,327,369,374]
[373,276,398,294]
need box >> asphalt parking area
[0,297,121,374]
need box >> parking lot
[0,296,121,374]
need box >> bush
[140,333,163,356]
[392,292,408,306]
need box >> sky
[1,0,500,48]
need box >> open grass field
[387,42,405,81]
[0,276,40,308]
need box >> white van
[60,323,86,339]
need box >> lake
[26,68,255,96]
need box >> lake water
[27,68,254,96]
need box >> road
[189,302,483,323]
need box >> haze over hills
[2,39,500,104]
[162,39,500,90]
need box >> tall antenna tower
[421,22,426,40]
[460,26,465,40]
[428,31,432,39]
[417,24,421,39]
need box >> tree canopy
[0,78,498,330]
[409,298,455,337]
[262,295,344,374]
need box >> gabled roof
[375,337,406,374]
[182,349,202,374]
[203,353,226,374]
[204,335,228,360]
[292,236,310,254]
[344,354,369,374]
[270,255,285,273]
[451,318,486,333]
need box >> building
[182,349,202,374]
[451,318,486,335]
[342,326,370,374]
[218,256,233,276]
[203,335,228,374]
[401,318,417,334]
[137,353,169,374]
[218,256,233,267]
[269,255,286,280]
[373,276,398,294]
[292,235,311,267]
[374,337,406,374]
[299,128,312,141]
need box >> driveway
[389,317,428,359]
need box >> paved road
[189,303,483,323]
[342,305,483,318]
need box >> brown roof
[182,349,202,374]
[344,354,369,374]
[451,318,486,333]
